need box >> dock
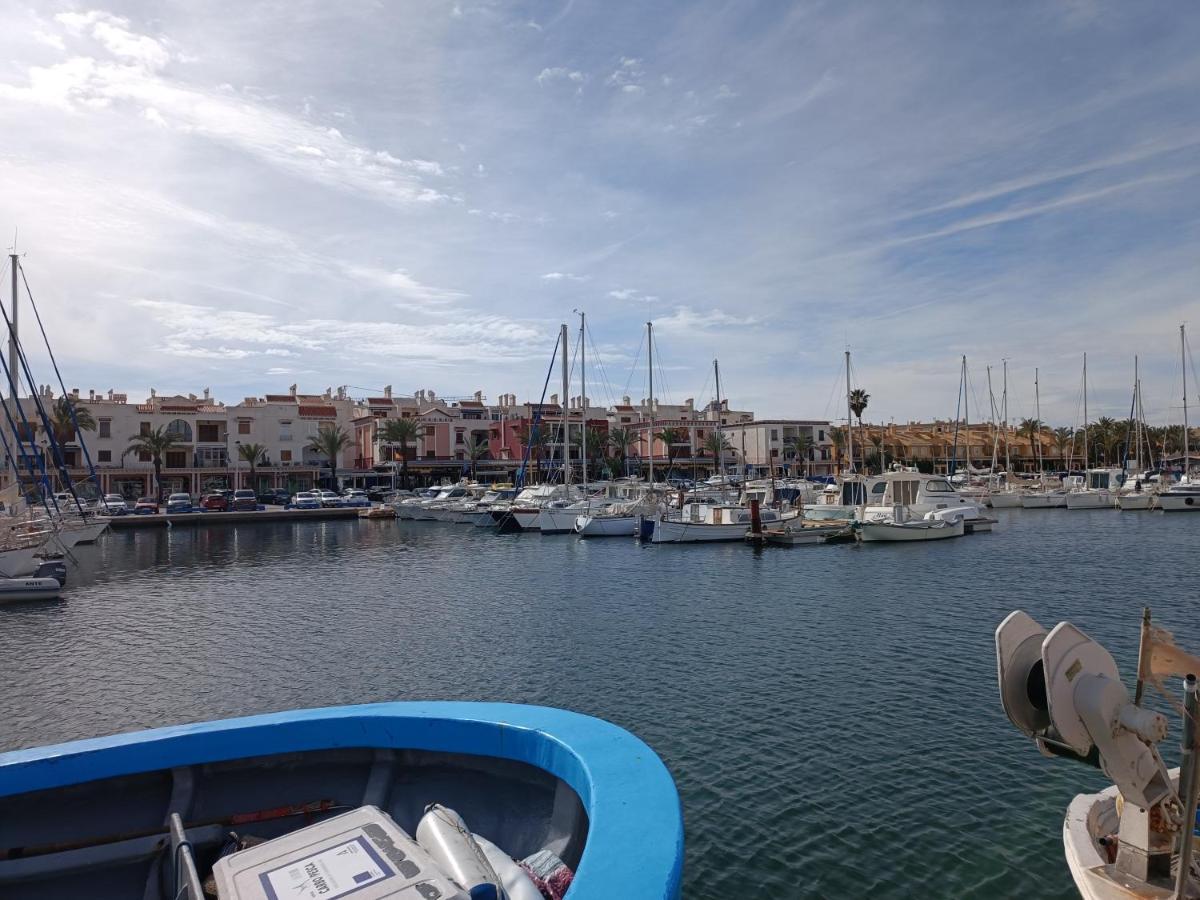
[104,508,365,528]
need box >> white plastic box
[211,805,469,900]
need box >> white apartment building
[718,419,836,477]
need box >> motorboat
[1021,476,1081,509]
[650,502,783,543]
[1064,468,1123,510]
[861,471,988,524]
[994,609,1200,900]
[762,522,854,545]
[491,485,579,532]
[0,702,683,900]
[1158,479,1200,512]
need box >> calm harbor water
[1,510,1197,898]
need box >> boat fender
[416,804,506,900]
[470,834,542,900]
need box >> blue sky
[0,1,1198,428]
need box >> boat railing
[169,813,205,900]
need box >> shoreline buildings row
[1,382,1107,499]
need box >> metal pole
[1083,352,1089,470]
[579,311,587,498]
[713,358,723,477]
[1180,324,1190,480]
[647,321,654,485]
[1034,368,1042,473]
[845,350,854,473]
[964,356,971,478]
[560,323,570,487]
[1175,674,1199,899]
[1003,360,1010,476]
[8,254,17,401]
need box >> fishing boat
[995,609,1200,900]
[762,522,853,545]
[0,701,684,900]
[650,501,782,543]
[859,507,966,542]
[861,470,989,526]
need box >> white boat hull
[58,521,108,547]
[1117,493,1154,510]
[510,508,542,530]
[1021,492,1067,508]
[1064,491,1115,510]
[650,519,750,543]
[537,508,582,534]
[1159,493,1200,511]
[0,576,62,604]
[988,492,1024,508]
[859,519,965,541]
[575,514,638,537]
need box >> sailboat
[1021,368,1069,508]
[1118,357,1158,510]
[989,361,1024,508]
[1158,324,1200,512]
[1066,353,1122,510]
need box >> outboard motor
[34,559,67,586]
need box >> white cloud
[536,67,585,86]
[542,271,587,282]
[714,84,737,100]
[606,57,644,91]
[654,305,759,333]
[1,15,449,207]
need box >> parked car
[97,493,128,515]
[366,486,397,502]
[199,493,228,511]
[133,496,158,514]
[257,489,290,506]
[341,489,370,507]
[231,489,258,511]
[317,490,343,508]
[291,491,321,510]
[165,493,193,513]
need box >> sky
[0,1,1198,429]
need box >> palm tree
[463,435,489,481]
[516,422,548,483]
[829,426,847,472]
[606,427,633,477]
[1052,427,1073,468]
[237,442,267,491]
[654,428,685,476]
[849,389,869,469]
[44,396,97,447]
[783,433,814,476]
[378,418,420,488]
[584,428,607,480]
[868,433,885,473]
[703,431,730,475]
[124,426,179,501]
[306,424,352,491]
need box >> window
[280,420,292,442]
[426,449,435,458]
[238,421,251,435]
[197,422,221,442]
[99,419,111,438]
[98,450,111,462]
[140,421,151,436]
[425,426,436,437]
[819,430,825,441]
[455,430,465,444]
[925,479,954,493]
[280,450,292,462]
[770,429,778,442]
[770,448,778,458]
[165,419,193,441]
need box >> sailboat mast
[1082,352,1089,471]
[963,356,971,477]
[1180,324,1190,480]
[579,311,587,498]
[560,322,570,488]
[713,358,723,477]
[647,321,654,485]
[845,350,854,473]
[1034,368,1042,472]
[7,254,17,401]
[1003,360,1011,475]
[987,365,999,473]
